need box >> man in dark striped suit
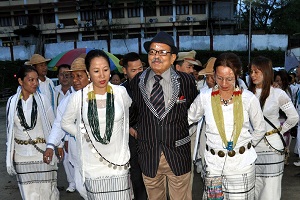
[130,31,198,200]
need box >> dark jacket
[130,68,198,177]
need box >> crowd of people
[5,31,300,200]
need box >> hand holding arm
[43,148,54,164]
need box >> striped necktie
[150,75,165,117]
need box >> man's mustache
[151,58,162,63]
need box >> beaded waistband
[265,127,282,136]
[206,142,252,157]
[14,137,46,145]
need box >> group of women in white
[6,49,298,200]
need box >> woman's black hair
[85,49,110,72]
[16,65,38,80]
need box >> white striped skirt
[203,164,255,200]
[85,173,131,200]
[14,155,59,200]
[15,160,58,185]
[255,143,284,178]
[254,142,284,200]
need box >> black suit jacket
[130,68,198,177]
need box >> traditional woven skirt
[203,164,255,200]
[85,173,131,200]
[255,141,284,200]
[14,155,59,200]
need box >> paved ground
[0,103,299,199]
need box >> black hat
[143,31,178,55]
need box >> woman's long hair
[248,56,273,108]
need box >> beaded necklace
[220,95,233,106]
[17,94,38,131]
[87,84,114,144]
[81,86,130,170]
[211,85,243,150]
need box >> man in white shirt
[54,64,76,193]
[55,64,73,107]
[25,54,55,110]
[43,58,90,199]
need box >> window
[60,33,78,42]
[176,0,189,15]
[43,8,55,24]
[159,1,172,16]
[95,8,107,20]
[192,1,206,14]
[80,6,93,21]
[14,11,28,26]
[112,4,124,18]
[28,10,40,25]
[127,3,140,18]
[0,13,11,27]
[144,6,156,17]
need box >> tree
[239,0,286,33]
[269,0,300,35]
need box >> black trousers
[129,135,148,200]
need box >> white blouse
[82,93,128,178]
[188,88,265,171]
[255,87,298,134]
[61,83,132,179]
[13,95,53,158]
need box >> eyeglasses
[148,49,171,56]
[215,75,235,82]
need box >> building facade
[0,0,238,48]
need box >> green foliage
[270,0,300,35]
[239,0,297,34]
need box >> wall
[0,34,289,62]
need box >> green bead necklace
[87,85,115,144]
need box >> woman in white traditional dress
[248,56,299,200]
[188,52,265,200]
[61,49,132,200]
[6,65,59,200]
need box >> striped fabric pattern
[150,75,165,117]
[255,151,284,177]
[130,68,198,178]
[203,166,256,200]
[14,160,58,185]
[222,172,255,200]
[85,173,131,200]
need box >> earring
[110,74,111,78]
